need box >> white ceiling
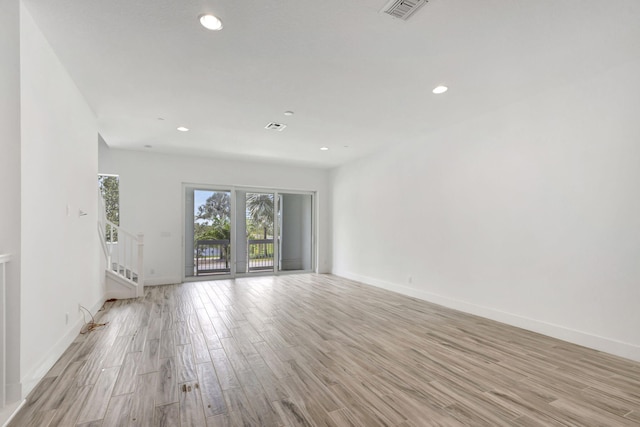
[23,0,640,168]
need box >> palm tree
[246,193,274,239]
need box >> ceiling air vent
[381,0,428,20]
[265,122,287,131]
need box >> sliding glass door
[247,192,276,273]
[184,185,313,280]
[278,193,313,272]
[184,187,233,278]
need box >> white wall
[20,4,102,394]
[0,0,23,409]
[331,59,640,361]
[99,148,331,284]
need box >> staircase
[98,191,144,299]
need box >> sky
[194,190,214,210]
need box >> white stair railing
[98,190,144,297]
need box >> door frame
[182,183,316,282]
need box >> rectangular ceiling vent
[265,122,287,131]
[381,0,428,20]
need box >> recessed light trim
[200,14,223,31]
[284,111,294,116]
[177,126,189,132]
[144,144,153,148]
[320,147,329,151]
[432,85,448,94]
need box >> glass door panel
[244,192,275,274]
[278,193,313,272]
[185,187,232,278]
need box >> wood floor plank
[130,325,149,353]
[187,314,202,334]
[273,398,316,427]
[209,348,241,390]
[329,408,365,427]
[196,361,228,417]
[103,335,132,367]
[156,357,178,406]
[102,393,133,427]
[244,384,285,426]
[139,338,160,374]
[205,413,232,427]
[75,421,103,427]
[223,388,260,426]
[113,351,142,396]
[154,402,180,427]
[43,341,81,378]
[127,372,158,427]
[191,332,211,364]
[147,318,162,341]
[626,411,640,423]
[39,360,85,411]
[159,328,175,359]
[11,274,640,427]
[174,320,191,345]
[41,384,93,427]
[176,344,197,383]
[76,366,120,424]
[179,381,207,427]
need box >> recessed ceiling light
[177,126,189,132]
[157,117,165,121]
[432,85,448,94]
[320,147,329,151]
[199,14,223,31]
[284,111,294,116]
[144,144,153,148]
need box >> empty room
[1,0,639,425]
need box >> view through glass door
[185,187,232,278]
[185,186,313,280]
[236,192,276,274]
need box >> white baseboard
[20,296,105,398]
[143,276,181,286]
[1,399,25,427]
[335,270,640,362]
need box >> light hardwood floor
[9,274,640,426]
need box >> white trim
[20,296,105,397]
[1,399,25,427]
[335,270,640,362]
[144,276,182,286]
[183,274,232,283]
